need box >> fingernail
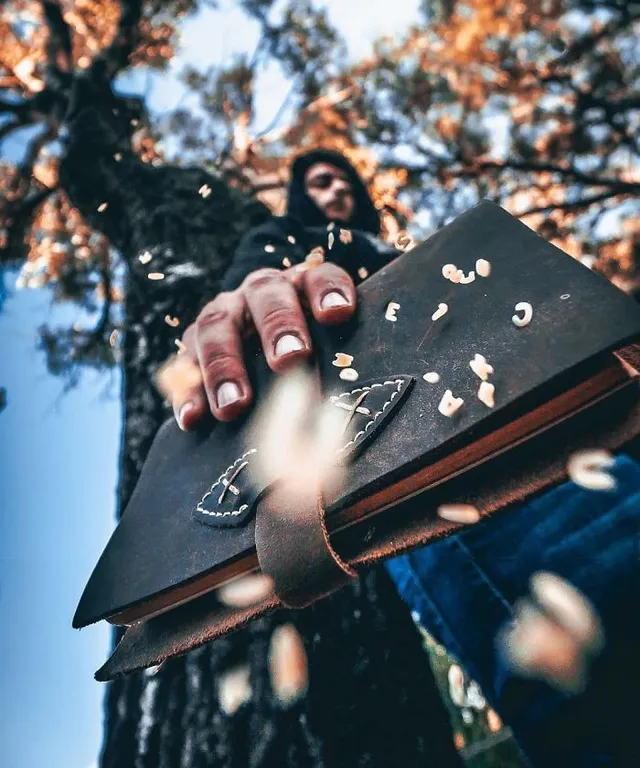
[216,381,242,409]
[178,401,194,431]
[321,291,349,310]
[274,334,304,357]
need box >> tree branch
[517,190,626,217]
[90,0,143,82]
[41,0,73,76]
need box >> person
[173,148,640,767]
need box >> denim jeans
[385,454,640,767]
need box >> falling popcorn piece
[155,354,202,403]
[395,232,416,252]
[148,272,165,281]
[332,353,354,368]
[477,381,495,408]
[478,381,495,408]
[357,266,369,279]
[423,371,440,384]
[438,389,464,417]
[385,301,401,322]
[475,259,491,277]
[441,263,458,280]
[164,315,180,327]
[328,232,335,250]
[567,449,616,491]
[264,244,276,253]
[431,303,448,321]
[499,599,588,694]
[282,256,292,268]
[530,572,605,654]
[217,574,275,608]
[218,666,252,716]
[340,228,353,244]
[469,353,494,381]
[287,234,296,244]
[437,503,480,524]
[138,251,152,264]
[269,624,309,707]
[305,247,325,267]
[459,270,475,284]
[97,202,108,212]
[512,301,533,327]
[198,184,212,198]
[340,367,359,382]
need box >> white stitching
[196,448,257,517]
[333,379,405,455]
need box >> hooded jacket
[221,149,399,291]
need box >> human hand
[172,263,357,429]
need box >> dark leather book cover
[74,201,640,630]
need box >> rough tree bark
[60,92,465,768]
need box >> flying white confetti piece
[217,574,275,608]
[437,503,480,524]
[469,353,494,381]
[148,272,165,281]
[282,256,292,268]
[340,367,359,382]
[328,232,335,250]
[198,184,212,198]
[385,301,401,322]
[218,666,252,716]
[499,599,589,694]
[264,244,276,253]
[442,263,458,280]
[459,270,476,284]
[175,339,187,354]
[287,235,296,244]
[567,449,616,491]
[97,202,108,212]
[138,251,152,264]
[305,247,325,267]
[431,302,448,321]
[340,228,353,244]
[512,302,533,327]
[109,329,119,348]
[113,152,122,162]
[164,315,180,327]
[448,664,466,707]
[269,624,309,707]
[476,259,491,277]
[478,381,495,408]
[327,222,336,231]
[530,572,605,654]
[438,389,464,417]
[332,353,354,368]
[423,371,440,384]
[561,293,570,300]
[357,266,369,279]
[155,354,202,403]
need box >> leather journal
[74,201,640,681]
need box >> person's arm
[221,220,300,291]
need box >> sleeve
[221,220,299,292]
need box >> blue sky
[0,2,422,767]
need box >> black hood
[286,149,380,235]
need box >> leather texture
[76,201,640,676]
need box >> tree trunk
[61,101,464,768]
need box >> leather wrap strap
[255,484,356,609]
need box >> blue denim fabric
[385,454,640,768]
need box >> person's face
[304,162,355,222]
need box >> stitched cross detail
[218,460,248,504]
[332,390,371,433]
